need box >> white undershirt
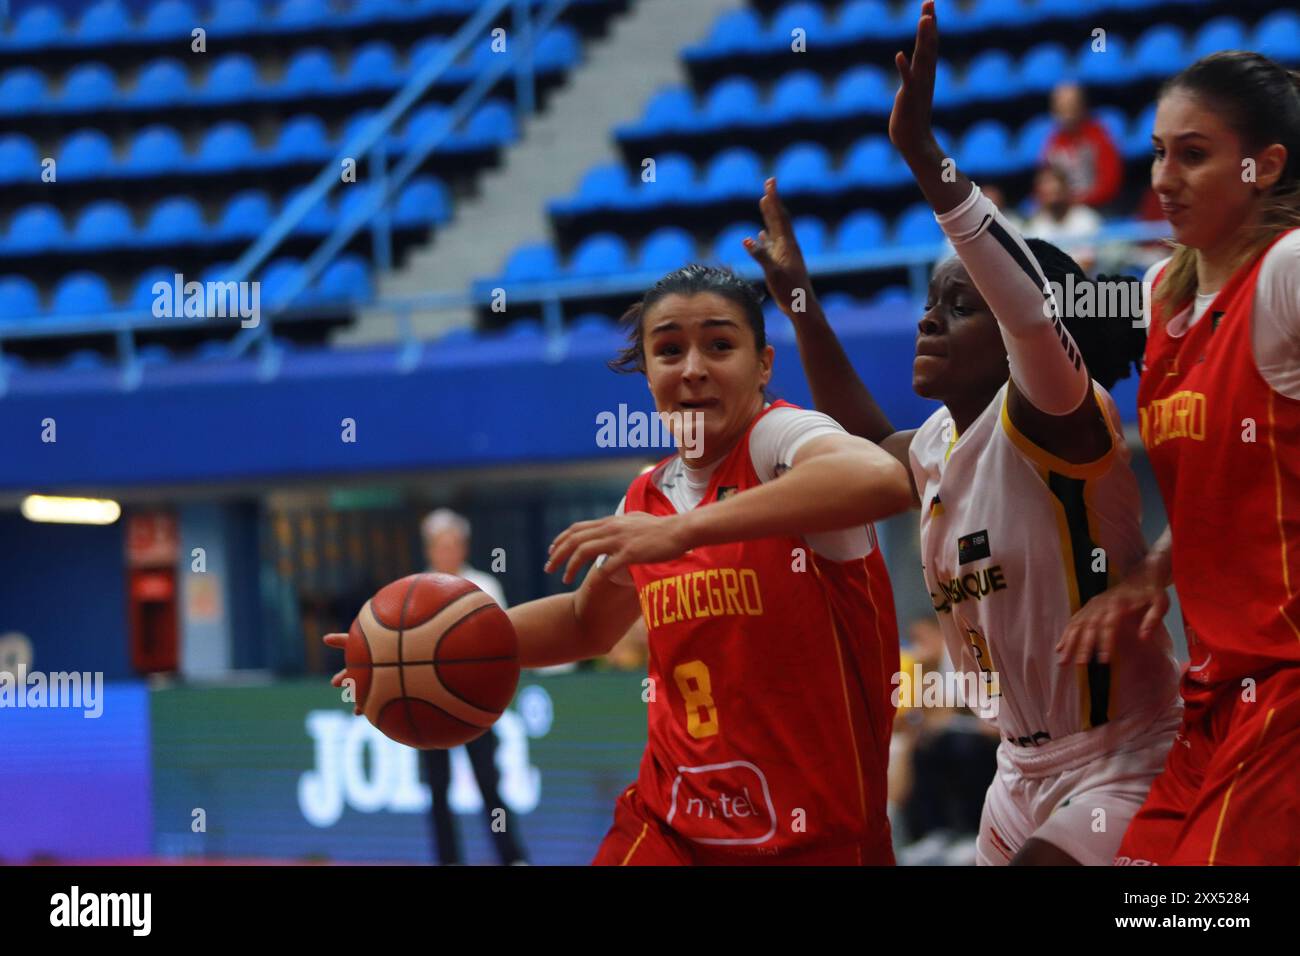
[1143,231,1300,399]
[607,405,878,571]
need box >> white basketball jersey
[909,381,1181,748]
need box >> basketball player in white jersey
[745,1,1181,864]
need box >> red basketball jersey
[622,401,899,859]
[1138,231,1300,686]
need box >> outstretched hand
[889,0,939,156]
[544,511,692,585]
[744,178,815,318]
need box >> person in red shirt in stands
[1043,81,1124,210]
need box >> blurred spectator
[1024,166,1103,272]
[980,183,1022,231]
[420,508,528,866]
[1043,82,1123,209]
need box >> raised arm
[889,1,1110,462]
[744,180,919,486]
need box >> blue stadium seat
[0,134,40,183]
[409,37,449,72]
[145,197,205,243]
[1132,25,1187,78]
[50,127,112,184]
[131,267,180,311]
[835,209,886,251]
[694,9,765,55]
[636,87,697,134]
[569,163,633,211]
[394,176,450,225]
[770,71,827,121]
[259,258,307,308]
[7,204,67,252]
[894,203,943,246]
[201,261,237,285]
[124,126,187,175]
[73,200,134,249]
[216,190,274,238]
[345,42,400,91]
[831,65,890,116]
[1192,17,1246,60]
[142,0,196,38]
[77,1,130,44]
[1015,114,1055,166]
[462,99,516,146]
[933,60,960,108]
[201,54,261,102]
[702,148,765,200]
[8,5,66,49]
[712,221,759,267]
[1019,43,1071,94]
[272,114,332,161]
[835,1,900,41]
[277,0,330,29]
[317,255,372,302]
[52,272,114,316]
[64,350,109,370]
[341,109,382,148]
[769,2,827,47]
[337,184,379,226]
[282,188,334,235]
[194,339,234,361]
[818,291,862,318]
[639,152,696,203]
[567,313,615,338]
[959,121,1016,176]
[704,76,762,128]
[281,48,338,95]
[351,0,408,25]
[535,26,581,70]
[791,216,828,257]
[61,63,118,109]
[773,142,833,194]
[962,51,1016,102]
[503,243,559,281]
[1126,103,1158,159]
[1254,11,1300,62]
[1093,106,1127,148]
[137,344,173,366]
[209,0,260,35]
[568,233,629,276]
[129,59,192,106]
[637,227,696,272]
[0,69,47,114]
[402,104,454,151]
[1036,0,1102,20]
[967,0,1028,30]
[1076,36,1129,86]
[196,121,258,171]
[0,276,42,321]
[841,135,904,187]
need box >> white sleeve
[935,184,1092,415]
[594,496,635,586]
[1254,231,1300,401]
[749,407,878,562]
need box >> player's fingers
[1138,593,1168,639]
[893,50,911,87]
[330,667,347,688]
[744,235,773,269]
[548,517,603,558]
[562,538,610,585]
[323,632,348,649]
[763,178,795,236]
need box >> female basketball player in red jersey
[1058,51,1300,865]
[322,265,913,864]
[746,1,1182,865]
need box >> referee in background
[421,509,528,865]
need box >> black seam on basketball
[433,602,514,711]
[378,696,482,732]
[344,656,518,668]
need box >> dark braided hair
[609,263,768,374]
[1023,238,1146,391]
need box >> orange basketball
[344,572,520,749]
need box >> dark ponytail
[1024,238,1145,391]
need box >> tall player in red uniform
[1060,52,1300,865]
[505,265,910,864]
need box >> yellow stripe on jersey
[999,386,1118,480]
[1266,390,1300,643]
[1209,707,1277,866]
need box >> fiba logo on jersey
[595,404,706,458]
